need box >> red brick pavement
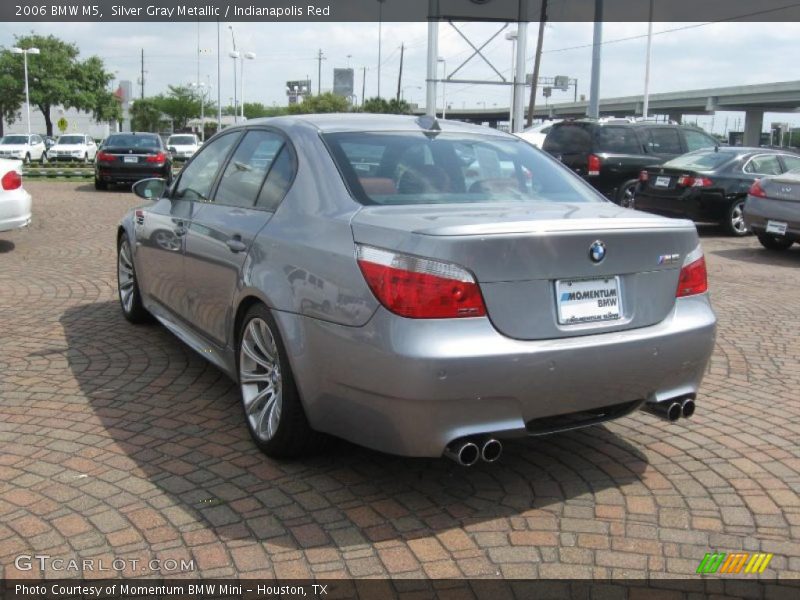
[0,182,798,580]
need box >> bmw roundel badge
[589,240,606,263]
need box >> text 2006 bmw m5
[117,114,716,465]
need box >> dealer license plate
[556,277,622,325]
[766,220,788,235]
[654,176,671,188]
[124,156,138,164]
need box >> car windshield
[168,135,196,145]
[58,135,85,145]
[664,150,737,171]
[323,131,603,206]
[105,134,160,149]
[1,135,29,145]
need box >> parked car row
[537,118,800,243]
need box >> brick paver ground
[1,181,798,580]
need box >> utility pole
[361,67,367,106]
[316,49,326,95]
[526,0,548,127]
[140,49,145,99]
[217,21,222,131]
[642,0,654,118]
[396,43,404,103]
[587,0,603,119]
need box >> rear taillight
[587,154,601,177]
[146,152,166,163]
[356,245,486,319]
[676,245,708,298]
[677,175,713,188]
[1,170,21,191]
[96,151,114,162]
[639,170,649,183]
[749,179,767,198]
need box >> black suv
[542,119,719,205]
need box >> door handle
[226,237,247,253]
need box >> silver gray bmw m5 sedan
[117,114,716,464]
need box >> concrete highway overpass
[421,80,800,145]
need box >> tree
[242,102,288,119]
[151,85,212,131]
[130,98,163,132]
[0,50,23,137]
[288,92,350,115]
[8,34,118,136]
[361,96,412,115]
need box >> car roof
[236,113,511,137]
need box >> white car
[0,159,32,232]
[0,134,48,164]
[515,120,562,149]
[165,134,201,160]
[49,134,97,162]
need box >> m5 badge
[658,253,680,265]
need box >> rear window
[543,124,592,154]
[664,150,737,171]
[105,134,160,149]
[323,131,603,206]
[594,127,642,154]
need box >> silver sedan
[117,114,716,465]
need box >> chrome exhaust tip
[642,400,682,422]
[680,397,696,419]
[443,440,480,467]
[480,438,503,463]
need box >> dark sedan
[744,169,800,250]
[94,132,173,190]
[633,147,800,236]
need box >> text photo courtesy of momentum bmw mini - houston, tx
[0,0,799,598]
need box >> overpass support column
[744,110,764,147]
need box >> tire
[616,179,638,208]
[83,153,89,164]
[94,178,108,190]
[117,233,151,324]
[23,153,31,165]
[237,304,327,458]
[757,233,794,251]
[40,152,48,164]
[722,199,749,236]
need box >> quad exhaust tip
[681,397,695,419]
[444,437,503,466]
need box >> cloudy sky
[3,20,800,132]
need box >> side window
[214,130,285,208]
[684,130,717,152]
[594,127,642,154]
[256,144,296,211]
[780,155,800,172]
[645,128,682,154]
[744,155,782,176]
[174,133,239,201]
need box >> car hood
[0,145,28,152]
[53,144,87,150]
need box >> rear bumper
[0,189,32,233]
[277,294,717,457]
[744,197,800,239]
[635,188,730,222]
[96,165,170,183]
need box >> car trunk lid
[351,202,699,340]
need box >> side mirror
[132,177,167,200]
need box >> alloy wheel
[730,201,747,235]
[240,318,283,443]
[117,239,136,313]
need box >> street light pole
[228,25,238,123]
[437,57,446,119]
[240,52,255,120]
[11,47,40,136]
[642,0,654,119]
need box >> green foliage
[150,85,216,131]
[130,98,164,132]
[242,102,288,119]
[288,92,350,115]
[361,97,412,115]
[7,34,119,136]
[0,50,24,136]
